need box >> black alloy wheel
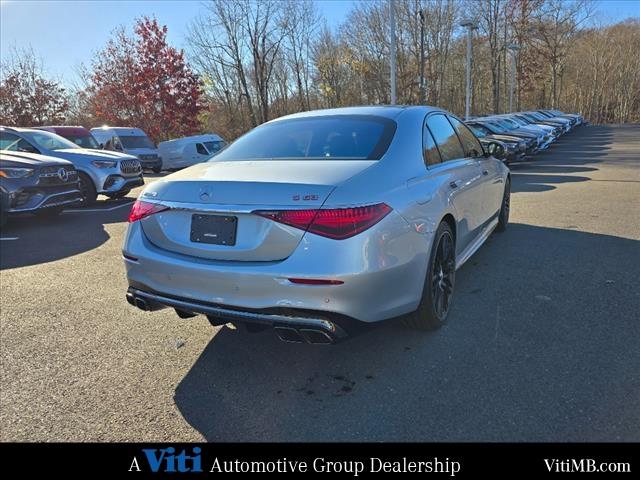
[431,230,455,320]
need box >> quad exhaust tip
[274,326,335,344]
[126,288,345,344]
[126,292,149,310]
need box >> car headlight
[91,160,117,168]
[0,167,35,178]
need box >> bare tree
[283,0,320,111]
[532,0,596,108]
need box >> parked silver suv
[0,127,143,204]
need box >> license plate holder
[190,214,237,246]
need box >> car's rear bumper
[126,286,350,344]
[123,212,431,324]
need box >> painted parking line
[63,201,134,214]
[0,237,19,241]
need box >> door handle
[449,181,459,189]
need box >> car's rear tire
[78,172,98,205]
[402,221,456,331]
[496,177,510,232]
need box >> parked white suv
[91,127,162,173]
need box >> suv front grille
[120,159,142,175]
[38,165,78,185]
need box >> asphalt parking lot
[1,125,638,441]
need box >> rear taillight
[128,200,169,223]
[253,203,392,240]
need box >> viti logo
[129,447,203,473]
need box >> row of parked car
[0,108,581,228]
[465,109,585,165]
[0,125,226,227]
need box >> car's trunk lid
[140,160,375,261]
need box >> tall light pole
[507,44,520,113]
[390,0,397,105]
[459,19,477,120]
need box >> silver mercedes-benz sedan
[124,106,510,344]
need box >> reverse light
[254,203,392,240]
[128,200,169,223]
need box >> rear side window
[448,116,483,157]
[213,115,397,161]
[423,124,442,166]
[426,114,465,162]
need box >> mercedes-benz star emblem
[57,168,69,182]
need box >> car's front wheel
[78,172,98,205]
[403,221,456,331]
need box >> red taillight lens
[310,204,392,239]
[128,200,169,223]
[254,203,392,240]
[253,209,317,231]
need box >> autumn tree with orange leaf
[89,17,202,142]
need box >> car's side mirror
[486,141,504,158]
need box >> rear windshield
[119,135,155,149]
[213,115,397,161]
